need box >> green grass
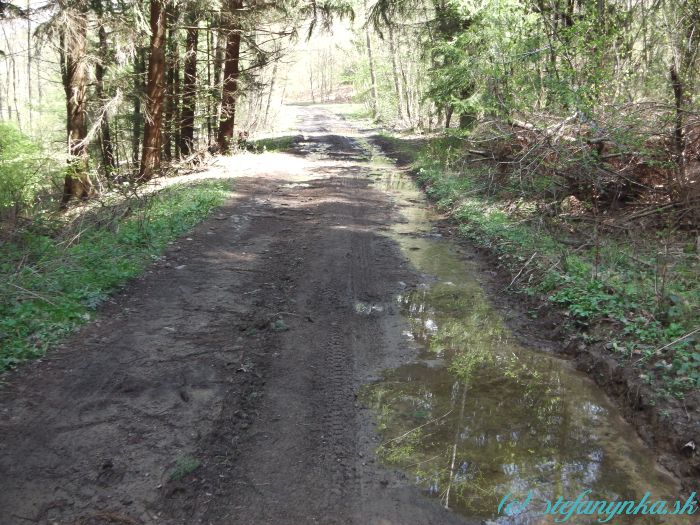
[321,102,372,121]
[0,180,232,371]
[250,135,298,152]
[405,137,699,398]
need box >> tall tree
[163,2,180,160]
[179,5,198,156]
[210,11,225,145]
[139,0,168,181]
[95,17,116,173]
[364,0,379,119]
[217,0,243,153]
[666,0,700,197]
[387,25,404,121]
[59,0,91,206]
[131,47,145,166]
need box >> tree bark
[308,61,315,103]
[59,5,92,207]
[388,25,404,122]
[180,9,198,156]
[139,0,169,181]
[211,13,225,146]
[263,59,278,128]
[96,23,116,173]
[132,48,145,166]
[26,0,31,129]
[669,64,685,198]
[2,25,21,126]
[206,16,212,145]
[163,4,179,161]
[458,86,476,130]
[398,52,412,124]
[364,17,379,119]
[217,0,243,153]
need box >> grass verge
[0,179,232,371]
[249,135,298,152]
[378,133,699,399]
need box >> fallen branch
[504,251,538,290]
[654,327,700,355]
[8,283,58,306]
[381,410,453,446]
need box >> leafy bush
[0,123,51,213]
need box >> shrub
[0,123,50,216]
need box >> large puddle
[359,150,689,524]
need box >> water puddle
[354,301,385,316]
[360,151,689,524]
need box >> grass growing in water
[0,180,232,371]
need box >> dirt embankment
[369,132,700,493]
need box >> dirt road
[0,107,475,525]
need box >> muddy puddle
[359,150,690,524]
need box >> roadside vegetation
[376,131,699,399]
[0,179,232,370]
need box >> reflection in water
[360,161,686,524]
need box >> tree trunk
[445,105,453,128]
[139,0,169,181]
[163,4,179,161]
[96,23,116,174]
[217,0,243,153]
[667,15,700,199]
[26,0,32,129]
[364,16,379,119]
[2,25,21,127]
[132,48,145,166]
[388,25,404,122]
[398,53,412,124]
[308,61,315,103]
[458,87,476,130]
[180,9,198,156]
[669,64,685,198]
[263,59,278,128]
[205,14,213,146]
[59,6,91,207]
[211,14,225,146]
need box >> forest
[0,0,699,520]
[1,0,699,210]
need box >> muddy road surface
[0,107,475,525]
[0,106,688,525]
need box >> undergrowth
[383,133,699,398]
[0,180,232,371]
